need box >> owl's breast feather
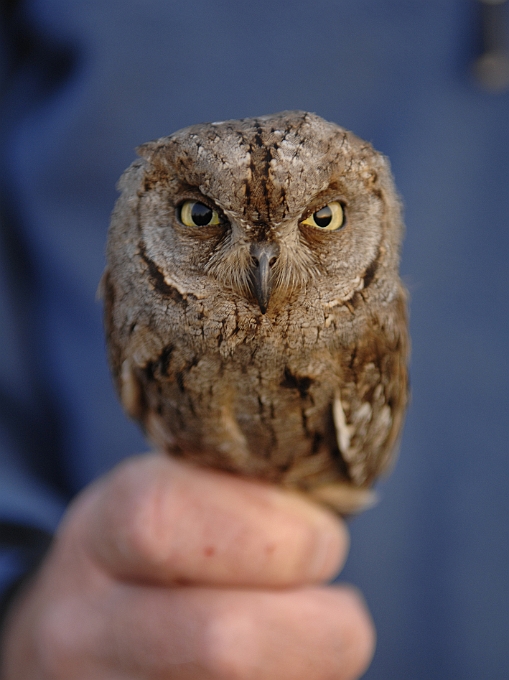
[111,287,406,514]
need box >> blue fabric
[0,1,508,678]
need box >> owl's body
[104,111,408,512]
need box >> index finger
[73,454,348,588]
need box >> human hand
[0,454,374,679]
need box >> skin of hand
[0,454,375,679]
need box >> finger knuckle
[202,608,258,680]
[35,600,84,678]
[335,590,376,680]
[105,458,170,567]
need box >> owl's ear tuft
[135,141,173,179]
[136,141,160,160]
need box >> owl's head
[110,111,403,315]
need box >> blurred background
[0,1,508,678]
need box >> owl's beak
[250,242,279,314]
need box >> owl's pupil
[313,206,332,228]
[191,202,213,226]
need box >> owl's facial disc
[249,242,280,314]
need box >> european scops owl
[103,111,409,513]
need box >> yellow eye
[301,201,345,231]
[179,200,221,227]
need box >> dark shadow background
[1,1,508,678]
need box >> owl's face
[123,111,401,316]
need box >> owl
[103,111,409,513]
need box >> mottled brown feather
[103,111,409,513]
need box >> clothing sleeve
[0,523,53,629]
[0,2,69,623]
[0,203,67,618]
[0,1,146,625]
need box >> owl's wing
[332,295,409,488]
